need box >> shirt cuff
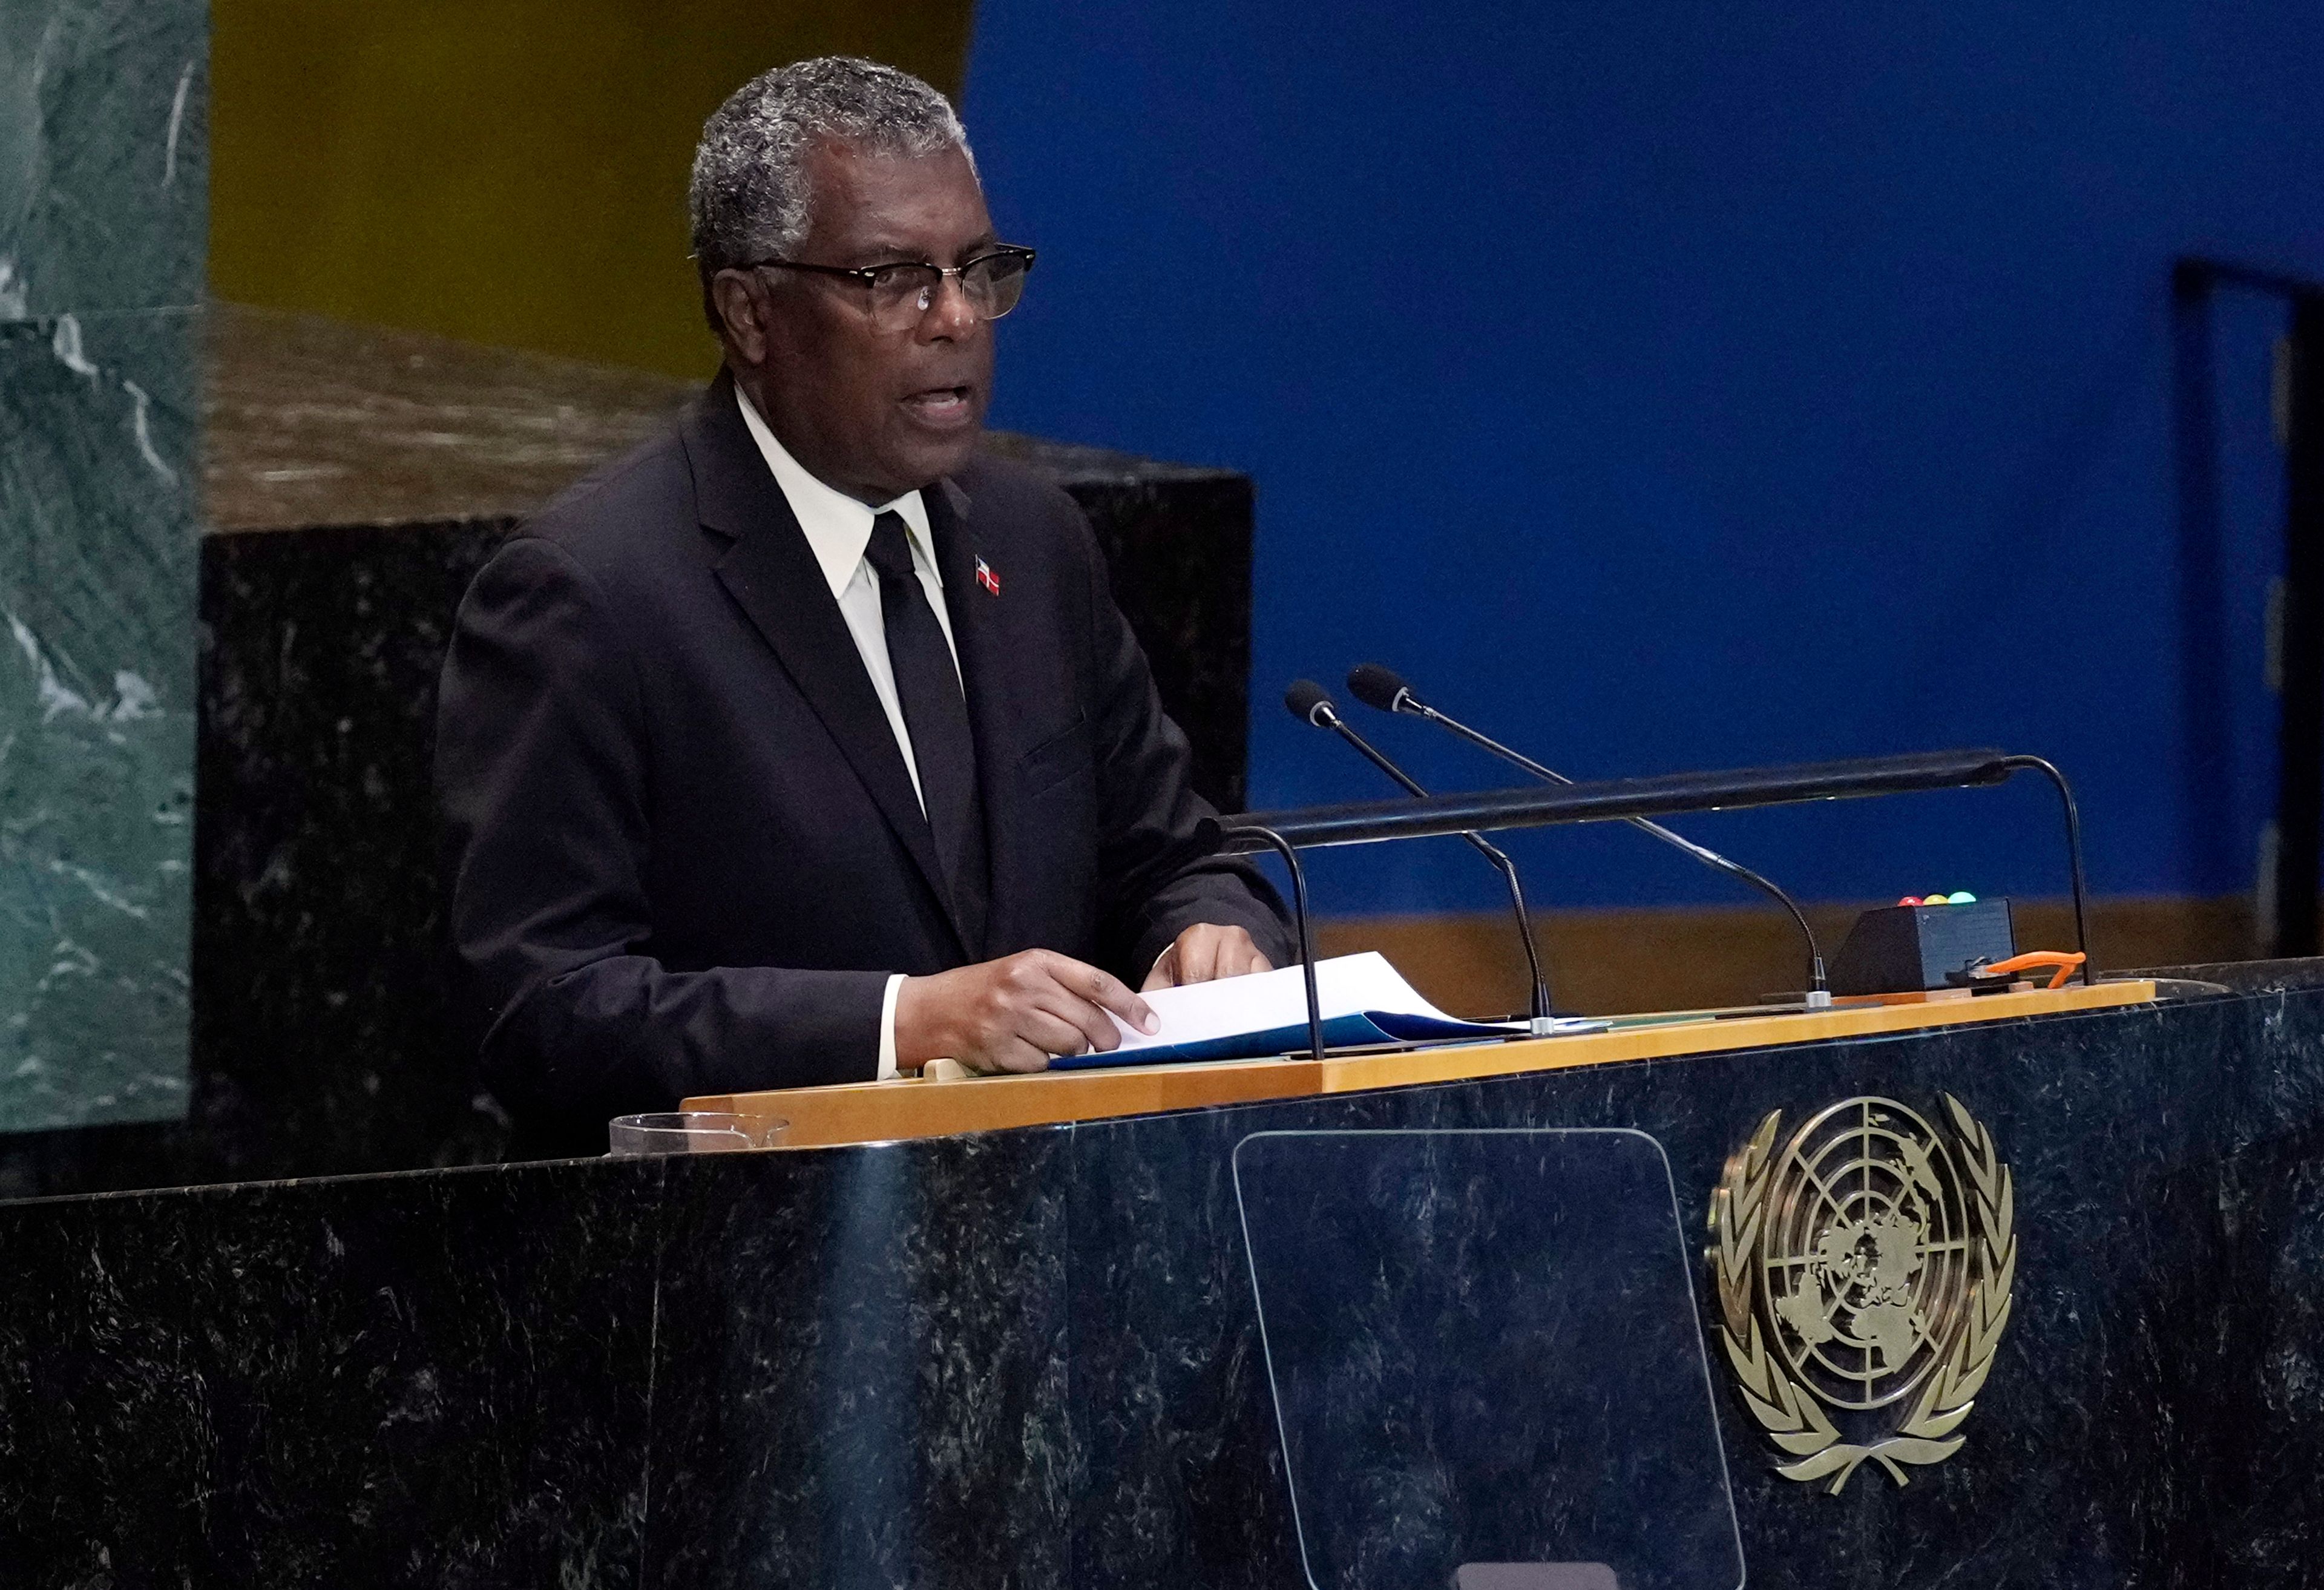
[877,973,905,1080]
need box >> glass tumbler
[606,1111,790,1155]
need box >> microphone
[1346,664,1831,1006]
[1284,680,1555,1026]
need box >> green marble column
[0,0,206,1130]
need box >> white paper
[1107,951,1497,1054]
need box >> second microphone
[1285,679,1555,1025]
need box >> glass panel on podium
[1233,1130,1744,1590]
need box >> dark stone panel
[0,1155,668,1589]
[189,517,513,1180]
[2122,953,2324,993]
[1066,1092,1302,1588]
[1080,473,1251,813]
[983,432,1253,813]
[1,993,2323,1585]
[2197,1113,2324,1578]
[641,1130,1075,1590]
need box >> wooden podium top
[686,979,2156,1151]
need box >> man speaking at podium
[436,58,1290,1149]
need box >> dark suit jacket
[436,371,1290,1145]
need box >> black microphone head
[1347,662,1416,713]
[1284,678,1336,726]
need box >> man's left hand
[1143,923,1274,991]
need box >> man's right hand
[894,950,1159,1074]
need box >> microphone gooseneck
[1346,664,1831,1005]
[1282,682,1554,1025]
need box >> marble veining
[0,0,207,1136]
[1,310,198,1132]
[0,0,208,322]
[640,1132,1078,1590]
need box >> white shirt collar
[734,383,936,600]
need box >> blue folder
[1048,1010,1578,1069]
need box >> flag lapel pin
[975,556,1000,596]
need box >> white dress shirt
[734,386,959,1081]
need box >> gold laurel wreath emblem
[1708,1094,2017,1494]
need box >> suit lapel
[926,475,1028,959]
[683,373,967,956]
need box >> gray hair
[689,57,975,275]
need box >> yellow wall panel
[209,1,974,376]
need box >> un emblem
[1707,1095,2017,1493]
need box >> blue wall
[963,1,2324,914]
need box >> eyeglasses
[746,246,1036,332]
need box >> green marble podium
[0,0,207,1130]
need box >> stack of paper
[1048,951,1605,1070]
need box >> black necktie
[865,511,989,951]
